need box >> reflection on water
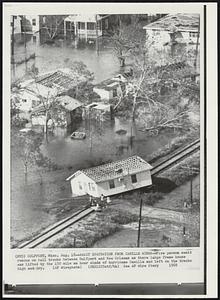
[11,116,177,243]
[41,117,176,169]
[11,33,120,84]
[11,33,179,243]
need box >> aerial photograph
[10,13,200,249]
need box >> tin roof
[57,95,82,111]
[66,155,152,183]
[143,13,199,32]
[94,73,131,91]
[35,70,77,93]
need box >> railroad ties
[18,139,200,249]
[18,207,94,249]
[151,139,200,176]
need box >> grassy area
[159,152,200,186]
[46,208,138,248]
[147,129,199,164]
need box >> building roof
[35,70,77,93]
[66,155,152,183]
[143,13,199,32]
[95,78,120,91]
[64,14,104,23]
[85,102,111,111]
[31,95,82,115]
[57,95,82,111]
[20,69,78,96]
[156,61,199,77]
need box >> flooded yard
[11,34,120,84]
[10,32,185,246]
[11,117,178,245]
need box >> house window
[113,88,117,97]
[87,22,95,30]
[131,174,137,183]
[105,19,109,29]
[189,32,198,38]
[109,179,115,189]
[32,19,36,26]
[78,22,85,30]
[78,182,83,190]
[88,182,96,191]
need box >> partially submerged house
[63,14,112,40]
[11,88,40,113]
[66,155,152,197]
[20,69,79,100]
[31,95,83,127]
[143,13,200,48]
[82,102,113,121]
[93,72,132,100]
[15,69,84,128]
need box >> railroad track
[18,139,200,249]
[18,206,94,249]
[151,139,200,176]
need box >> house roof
[57,95,82,111]
[143,13,199,32]
[66,155,152,183]
[95,78,120,91]
[64,14,104,23]
[35,70,77,93]
[146,61,199,82]
[85,102,111,111]
[31,96,82,115]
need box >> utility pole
[190,178,193,205]
[95,15,99,55]
[137,195,143,247]
[23,15,28,72]
[11,16,15,59]
[194,18,200,70]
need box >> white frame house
[66,155,153,198]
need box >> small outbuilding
[93,73,131,101]
[82,102,113,121]
[66,155,153,197]
[31,96,83,128]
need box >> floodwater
[11,33,120,84]
[10,34,178,245]
[42,118,177,168]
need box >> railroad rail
[151,139,200,176]
[18,139,200,249]
[18,206,94,249]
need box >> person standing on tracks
[100,194,106,208]
[107,196,111,205]
[89,195,93,206]
[100,193,104,203]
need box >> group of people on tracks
[89,194,111,211]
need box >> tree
[27,67,67,135]
[107,21,146,67]
[12,130,57,182]
[40,15,66,41]
[65,60,94,100]
[12,131,43,176]
[113,39,199,134]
